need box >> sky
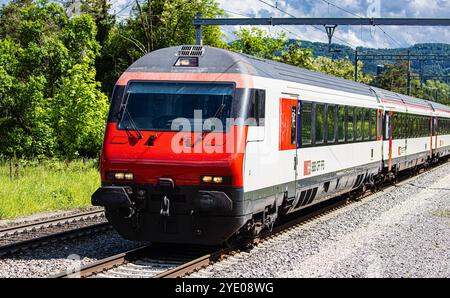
[1,0,449,49]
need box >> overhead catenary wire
[223,9,304,41]
[318,0,404,48]
[256,0,356,49]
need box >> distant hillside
[292,40,450,79]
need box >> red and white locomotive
[92,45,450,245]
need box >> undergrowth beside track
[0,159,99,219]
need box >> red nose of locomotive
[100,123,246,187]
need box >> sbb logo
[304,160,312,176]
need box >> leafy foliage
[52,63,108,159]
[0,0,107,158]
[275,41,314,70]
[374,61,450,104]
[97,0,226,94]
[228,27,372,83]
[297,40,450,78]
[230,27,287,60]
[312,56,373,84]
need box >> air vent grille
[178,46,204,57]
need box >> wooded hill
[296,41,450,79]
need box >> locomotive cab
[92,46,266,245]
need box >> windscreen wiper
[119,106,143,140]
[192,103,225,147]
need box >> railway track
[0,210,110,257]
[53,160,449,278]
[0,209,105,237]
[52,244,225,278]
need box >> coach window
[406,115,410,137]
[327,104,336,143]
[301,102,312,146]
[424,116,428,137]
[406,115,411,138]
[337,106,346,143]
[413,116,419,138]
[420,117,424,137]
[315,103,325,145]
[370,109,377,140]
[347,106,355,142]
[408,115,412,138]
[393,114,398,139]
[398,114,403,139]
[400,114,405,138]
[355,108,362,141]
[420,117,425,137]
[402,114,407,138]
[363,109,370,141]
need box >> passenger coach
[92,45,450,245]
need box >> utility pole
[354,49,358,82]
[195,12,203,45]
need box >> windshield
[118,82,234,132]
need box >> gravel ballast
[0,230,146,278]
[192,163,450,278]
[1,164,449,278]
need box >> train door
[401,112,408,167]
[433,116,438,157]
[385,111,393,171]
[279,97,299,198]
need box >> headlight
[212,176,223,183]
[201,176,230,184]
[108,172,134,181]
[202,176,213,183]
[114,172,125,180]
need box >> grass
[433,210,450,218]
[0,159,100,220]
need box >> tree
[52,63,108,158]
[372,61,409,94]
[0,1,108,158]
[313,56,373,84]
[229,27,287,60]
[417,80,450,104]
[372,61,450,103]
[81,0,114,45]
[97,0,226,94]
[275,41,314,70]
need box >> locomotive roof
[126,45,450,114]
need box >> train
[92,45,450,245]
